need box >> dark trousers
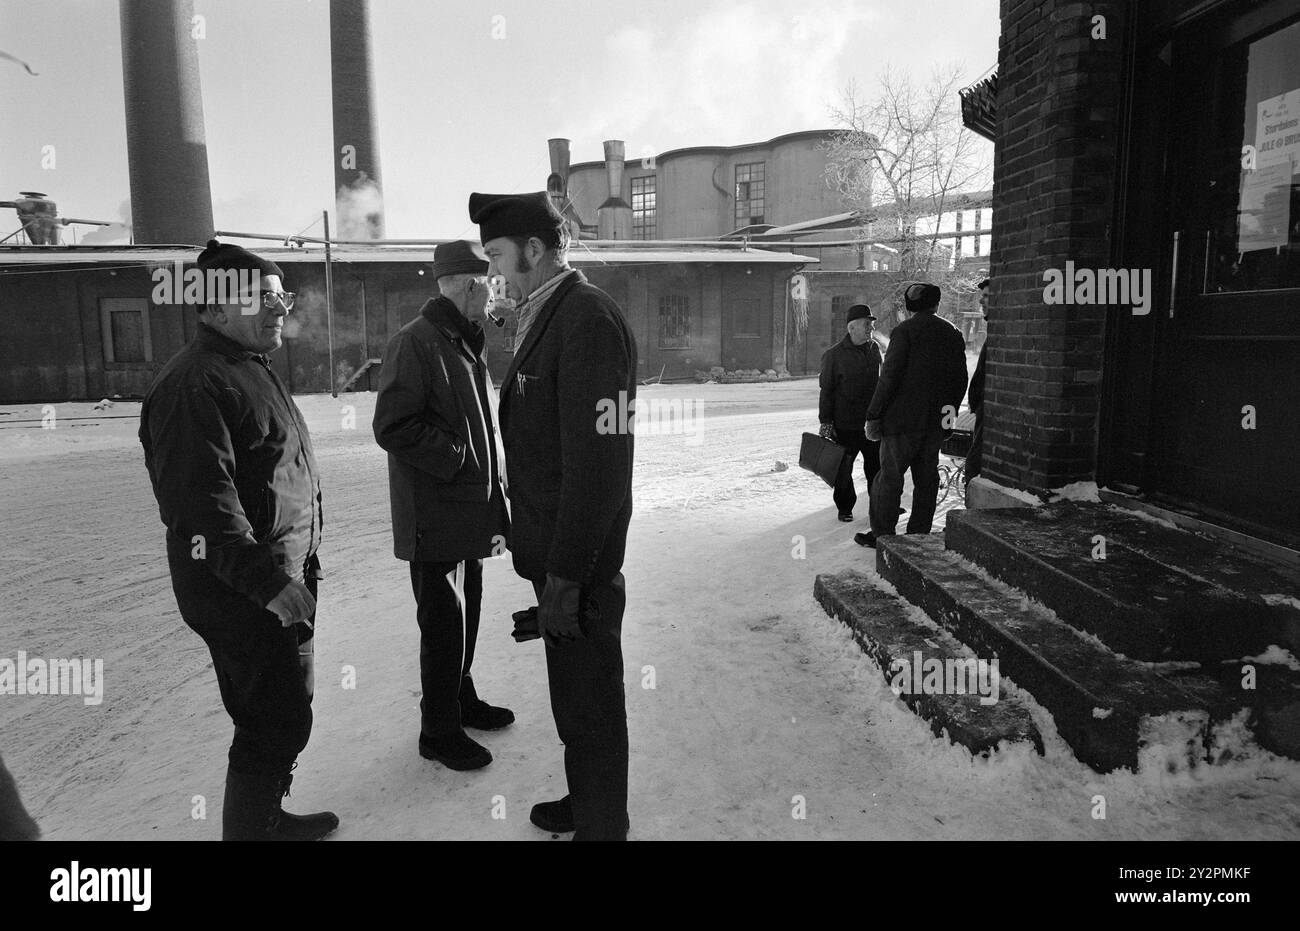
[0,752,39,841]
[168,548,316,778]
[832,429,880,515]
[410,558,483,738]
[532,573,629,842]
[870,429,946,537]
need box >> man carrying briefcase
[817,304,882,523]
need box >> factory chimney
[119,0,215,245]
[330,0,385,240]
[597,140,632,240]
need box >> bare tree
[823,65,993,323]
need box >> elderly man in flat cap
[857,282,969,548]
[469,191,636,841]
[373,240,513,772]
[140,239,337,840]
[818,303,883,523]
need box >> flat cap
[468,191,565,245]
[431,239,488,279]
[904,282,941,312]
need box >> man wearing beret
[818,303,883,522]
[469,191,636,841]
[373,240,513,772]
[140,239,338,840]
[857,282,969,548]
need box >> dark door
[720,266,770,371]
[1121,1,1300,548]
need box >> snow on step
[813,570,1042,759]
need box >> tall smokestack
[119,0,214,245]
[597,140,632,240]
[330,0,385,240]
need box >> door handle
[1169,230,1181,318]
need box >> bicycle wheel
[936,465,953,503]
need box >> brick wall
[984,0,1129,493]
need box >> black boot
[273,769,339,841]
[222,766,338,841]
[530,795,575,833]
[459,675,515,730]
[419,731,492,770]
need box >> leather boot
[221,766,282,841]
[272,767,339,841]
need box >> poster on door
[1238,88,1299,253]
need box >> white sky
[0,0,999,241]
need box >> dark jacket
[373,295,508,562]
[818,335,882,432]
[969,342,987,415]
[866,311,969,436]
[139,324,323,608]
[498,270,637,585]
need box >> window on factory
[735,162,765,227]
[871,259,880,272]
[658,294,690,349]
[631,175,657,240]
[100,297,152,364]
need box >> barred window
[658,294,690,349]
[631,175,657,240]
[735,162,765,227]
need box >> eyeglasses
[245,290,296,311]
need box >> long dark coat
[818,335,882,432]
[866,310,969,436]
[373,296,508,562]
[498,270,637,586]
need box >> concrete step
[874,533,1265,773]
[943,502,1300,663]
[813,570,1042,758]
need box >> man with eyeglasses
[140,239,337,840]
[373,240,513,772]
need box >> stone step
[943,502,1299,663]
[874,533,1261,773]
[813,570,1042,759]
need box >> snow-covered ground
[1,381,1298,840]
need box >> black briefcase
[799,432,847,488]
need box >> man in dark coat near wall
[471,190,636,841]
[140,240,338,841]
[857,282,969,548]
[964,278,990,494]
[818,303,883,522]
[373,240,514,772]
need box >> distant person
[471,190,636,840]
[964,278,990,493]
[857,283,969,548]
[0,753,39,840]
[140,240,337,841]
[818,304,882,522]
[373,240,514,772]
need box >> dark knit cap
[904,282,941,312]
[431,240,489,279]
[977,278,990,289]
[846,303,875,323]
[196,239,283,280]
[468,191,565,244]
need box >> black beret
[846,303,875,323]
[977,278,990,289]
[904,282,941,312]
[468,191,565,244]
[431,240,488,279]
[196,239,283,280]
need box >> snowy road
[1,381,1298,840]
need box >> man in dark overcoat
[818,303,882,522]
[140,240,337,840]
[470,191,636,841]
[964,278,990,494]
[857,282,969,548]
[373,239,513,772]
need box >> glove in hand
[537,574,586,647]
